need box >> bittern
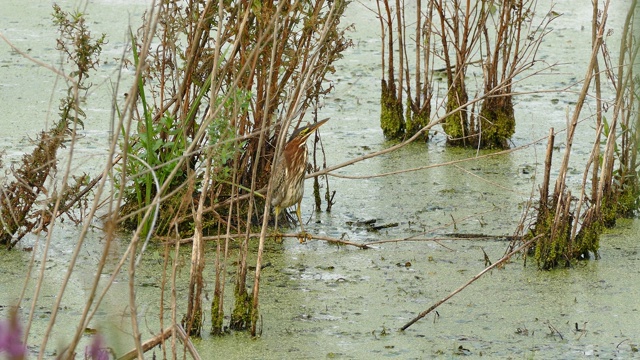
[271,118,329,234]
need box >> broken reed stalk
[540,128,554,209]
[400,234,542,331]
[324,132,550,180]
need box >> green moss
[529,195,607,270]
[380,79,405,139]
[530,176,638,270]
[405,98,430,140]
[598,177,640,230]
[189,308,203,336]
[478,97,515,149]
[230,288,252,331]
[601,195,618,228]
[530,201,572,270]
[574,217,602,260]
[442,82,468,146]
[211,292,224,335]
[616,182,640,217]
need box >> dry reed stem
[451,164,530,195]
[171,207,509,252]
[251,0,294,336]
[540,128,554,208]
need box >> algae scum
[1,0,639,358]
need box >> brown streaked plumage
[271,118,329,234]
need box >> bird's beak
[306,118,329,132]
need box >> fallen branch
[169,229,523,250]
[118,324,200,360]
[167,232,371,250]
[400,234,542,331]
[308,234,371,249]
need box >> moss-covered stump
[229,288,252,331]
[573,208,602,261]
[603,180,640,224]
[405,99,430,140]
[528,194,603,270]
[183,308,203,337]
[478,97,515,149]
[442,82,469,146]
[380,79,405,139]
[211,291,224,335]
[530,206,572,270]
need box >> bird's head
[287,118,329,146]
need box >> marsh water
[1,0,639,358]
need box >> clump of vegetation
[380,78,405,139]
[524,1,639,269]
[377,0,425,141]
[0,5,104,249]
[436,0,552,148]
[376,0,553,148]
[376,0,405,139]
[110,0,350,337]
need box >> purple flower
[0,313,27,360]
[85,334,109,360]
